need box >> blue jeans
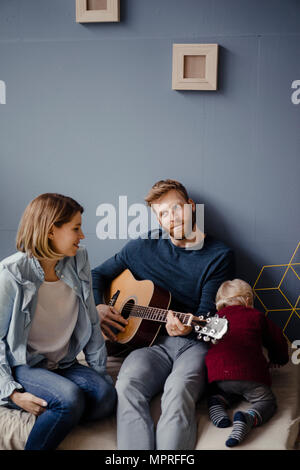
[115,335,209,450]
[9,362,117,450]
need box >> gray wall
[0,1,299,340]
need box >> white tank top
[27,279,79,369]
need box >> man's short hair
[145,179,189,206]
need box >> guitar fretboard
[121,303,193,325]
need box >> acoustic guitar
[104,269,228,352]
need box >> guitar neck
[107,272,228,345]
[122,303,193,325]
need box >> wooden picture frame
[76,0,120,23]
[172,44,218,91]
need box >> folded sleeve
[0,268,24,402]
[195,249,235,316]
[91,251,128,306]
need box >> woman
[0,193,116,450]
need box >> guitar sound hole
[121,299,135,320]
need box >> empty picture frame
[172,44,218,90]
[76,0,120,23]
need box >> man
[92,179,235,450]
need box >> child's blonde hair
[16,193,84,260]
[215,279,254,311]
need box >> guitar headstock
[193,314,228,344]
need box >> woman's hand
[10,390,48,416]
[166,310,193,337]
[96,304,128,342]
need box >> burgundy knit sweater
[205,305,289,386]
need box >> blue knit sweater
[92,230,235,318]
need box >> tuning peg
[211,339,218,344]
[203,336,210,342]
[197,334,202,340]
[194,325,200,332]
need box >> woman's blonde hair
[215,279,254,311]
[16,193,84,260]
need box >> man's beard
[169,209,196,239]
[169,222,196,240]
[169,224,184,239]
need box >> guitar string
[119,306,220,340]
[121,305,189,321]
[121,305,188,317]
[116,304,224,339]
[119,305,225,336]
[120,304,203,325]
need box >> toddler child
[205,279,289,447]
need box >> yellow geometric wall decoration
[253,242,300,344]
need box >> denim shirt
[0,247,109,405]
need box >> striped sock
[208,396,231,428]
[225,411,255,447]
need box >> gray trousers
[115,335,209,450]
[213,380,277,424]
